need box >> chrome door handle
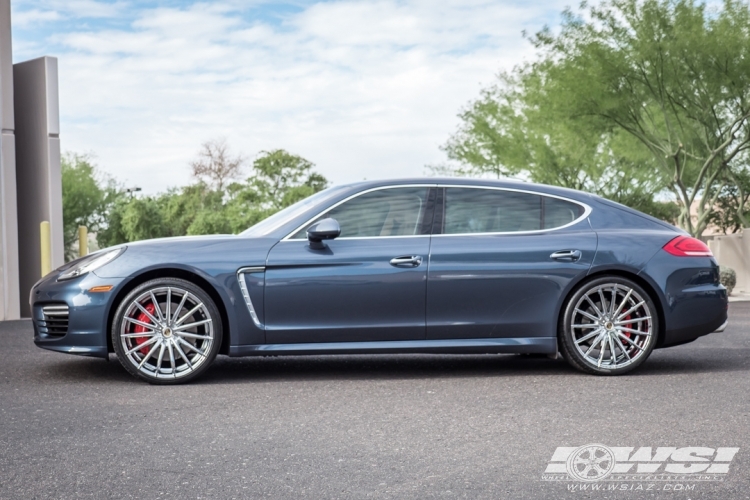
[390,255,423,267]
[550,250,582,262]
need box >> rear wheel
[559,276,658,375]
[112,278,221,384]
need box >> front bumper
[31,271,127,359]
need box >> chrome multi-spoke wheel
[113,278,221,384]
[560,277,658,375]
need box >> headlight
[58,248,126,281]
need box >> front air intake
[39,304,69,337]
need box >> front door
[426,186,597,340]
[265,186,435,344]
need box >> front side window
[241,185,349,237]
[442,188,584,234]
[291,187,430,239]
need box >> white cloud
[12,0,569,193]
[12,8,61,27]
[13,0,127,19]
[54,0,128,18]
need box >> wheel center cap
[605,322,614,330]
[163,327,173,338]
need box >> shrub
[720,266,737,296]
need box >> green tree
[213,150,329,233]
[61,154,120,260]
[157,184,227,236]
[96,148,329,244]
[97,197,167,247]
[248,149,329,211]
[529,0,750,236]
[710,170,750,233]
[120,197,168,241]
[444,70,674,220]
[446,0,750,236]
[95,198,128,248]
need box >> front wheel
[559,276,658,375]
[112,278,222,384]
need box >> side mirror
[307,218,341,249]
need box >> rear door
[426,186,597,340]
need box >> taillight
[662,236,713,257]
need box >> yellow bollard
[78,226,88,257]
[40,221,52,277]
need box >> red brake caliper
[133,302,156,355]
[623,314,633,354]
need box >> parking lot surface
[1,304,748,499]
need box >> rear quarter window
[543,197,585,229]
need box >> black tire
[112,278,222,384]
[559,276,658,375]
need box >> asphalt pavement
[1,304,749,499]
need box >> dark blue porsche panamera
[31,178,727,383]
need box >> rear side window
[444,188,541,234]
[442,188,584,234]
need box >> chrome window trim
[280,235,431,242]
[281,183,592,241]
[237,267,265,329]
[282,184,437,241]
[434,184,592,237]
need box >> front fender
[94,237,278,348]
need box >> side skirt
[228,337,557,357]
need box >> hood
[93,234,278,279]
[114,233,236,249]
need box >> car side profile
[31,178,728,384]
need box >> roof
[335,177,599,204]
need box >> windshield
[240,185,350,237]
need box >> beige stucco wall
[708,233,749,294]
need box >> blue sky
[11,0,569,193]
